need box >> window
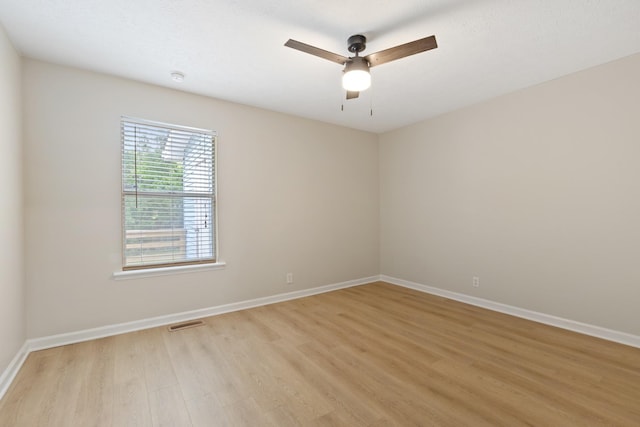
[121,117,217,270]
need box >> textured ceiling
[1,0,640,133]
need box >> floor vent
[168,320,205,332]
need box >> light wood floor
[1,282,639,426]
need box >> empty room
[1,0,639,425]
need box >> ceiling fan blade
[346,91,360,100]
[285,39,349,65]
[364,35,437,68]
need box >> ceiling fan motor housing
[347,34,367,54]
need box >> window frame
[120,116,218,271]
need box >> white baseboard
[5,273,638,401]
[0,275,377,401]
[381,274,640,349]
[0,342,30,401]
[27,275,379,352]
[0,276,380,399]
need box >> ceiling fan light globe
[342,69,371,92]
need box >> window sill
[112,261,226,281]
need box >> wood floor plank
[72,337,115,427]
[183,393,227,427]
[268,338,385,425]
[163,324,246,405]
[0,347,64,426]
[112,331,153,427]
[138,327,179,392]
[41,341,96,427]
[1,281,639,426]
[148,385,192,427]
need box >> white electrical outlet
[286,273,294,284]
[472,276,480,287]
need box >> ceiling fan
[285,34,438,99]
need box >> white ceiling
[1,0,640,133]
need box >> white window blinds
[121,117,217,269]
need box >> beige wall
[0,26,25,372]
[15,49,640,342]
[380,53,640,335]
[23,60,379,338]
